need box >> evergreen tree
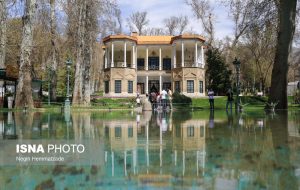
[206,48,232,95]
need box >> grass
[3,96,299,111]
[192,96,268,110]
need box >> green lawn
[27,95,300,111]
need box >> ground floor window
[115,127,121,138]
[115,80,121,93]
[175,81,180,93]
[105,81,109,93]
[199,80,203,93]
[128,126,133,138]
[128,81,133,93]
[187,80,194,93]
[187,126,194,137]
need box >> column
[160,124,162,167]
[146,75,148,94]
[159,75,162,92]
[182,150,185,176]
[146,123,149,173]
[181,41,184,67]
[124,150,127,176]
[195,42,198,67]
[159,48,162,70]
[111,42,114,67]
[135,46,138,70]
[111,151,114,176]
[172,44,176,69]
[105,49,108,69]
[146,47,148,70]
[201,46,204,68]
[197,150,199,176]
[124,42,127,67]
[174,150,177,166]
[132,44,135,68]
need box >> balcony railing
[149,65,159,70]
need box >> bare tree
[177,15,189,34]
[269,0,297,109]
[164,16,178,35]
[145,27,165,36]
[0,0,7,69]
[49,0,59,101]
[244,22,276,94]
[163,15,189,35]
[226,0,277,49]
[127,11,149,35]
[15,0,37,108]
[186,0,214,46]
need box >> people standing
[226,88,234,110]
[156,93,161,110]
[150,91,157,110]
[136,94,141,107]
[161,89,168,109]
[208,89,214,110]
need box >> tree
[186,0,214,46]
[244,22,276,94]
[206,48,232,95]
[15,0,37,108]
[0,0,7,69]
[163,15,189,35]
[72,0,98,106]
[127,11,149,35]
[49,0,59,101]
[269,0,297,109]
[144,27,165,36]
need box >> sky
[118,0,235,40]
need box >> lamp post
[233,58,241,111]
[65,58,72,108]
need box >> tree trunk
[0,0,6,69]
[82,2,93,106]
[50,0,58,101]
[15,0,37,109]
[72,0,86,105]
[269,0,297,109]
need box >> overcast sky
[118,0,235,40]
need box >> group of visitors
[149,89,173,110]
[207,88,234,110]
[136,89,173,111]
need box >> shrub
[172,92,192,106]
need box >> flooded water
[0,110,300,190]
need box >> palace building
[102,32,206,97]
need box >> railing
[149,65,159,70]
[137,66,145,70]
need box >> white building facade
[102,33,206,97]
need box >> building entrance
[149,80,159,93]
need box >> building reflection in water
[102,110,207,185]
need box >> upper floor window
[163,58,171,70]
[137,58,144,70]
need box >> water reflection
[0,110,300,189]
